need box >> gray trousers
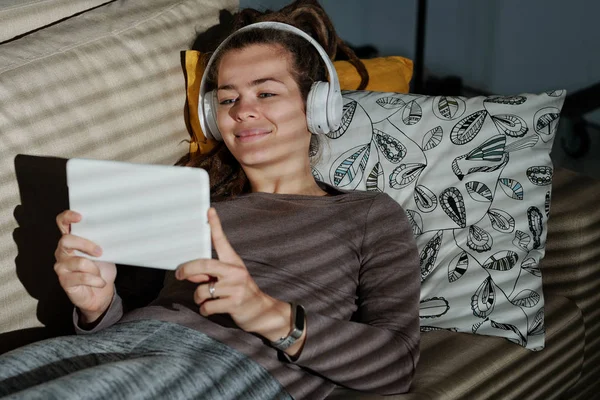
[0,319,292,400]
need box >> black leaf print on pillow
[490,320,527,347]
[420,326,459,332]
[373,129,406,163]
[482,250,518,271]
[545,191,551,216]
[504,135,539,152]
[421,126,443,151]
[526,166,553,186]
[472,318,489,334]
[366,162,384,192]
[311,167,323,182]
[376,96,405,109]
[528,206,543,249]
[451,135,506,180]
[450,110,488,145]
[467,225,493,252]
[448,251,469,283]
[440,187,466,228]
[534,107,561,140]
[389,163,426,189]
[528,308,545,336]
[433,96,466,120]
[499,178,524,200]
[513,231,532,251]
[535,110,560,133]
[491,114,528,137]
[465,152,509,177]
[331,144,370,187]
[414,185,438,213]
[465,135,506,161]
[402,100,422,125]
[511,289,540,308]
[451,155,467,180]
[521,257,541,277]
[419,296,449,319]
[487,208,515,233]
[420,231,443,281]
[471,277,495,318]
[406,209,423,236]
[327,101,357,139]
[465,181,493,202]
[483,95,527,105]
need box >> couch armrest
[326,294,584,400]
[541,167,600,400]
[0,0,110,43]
[541,167,600,301]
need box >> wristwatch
[270,302,305,351]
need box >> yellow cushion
[335,56,413,93]
[184,50,413,154]
[184,50,219,155]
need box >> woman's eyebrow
[217,77,285,92]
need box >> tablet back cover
[67,158,211,270]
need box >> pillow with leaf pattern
[312,89,566,350]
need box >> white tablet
[67,158,212,270]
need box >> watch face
[294,303,306,331]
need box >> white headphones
[198,21,343,141]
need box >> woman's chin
[236,153,271,169]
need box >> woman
[0,4,420,400]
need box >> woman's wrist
[249,296,292,342]
[250,297,307,358]
[77,307,108,330]
[77,291,114,327]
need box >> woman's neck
[244,167,327,196]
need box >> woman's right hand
[54,210,117,324]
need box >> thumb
[208,207,242,265]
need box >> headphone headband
[198,21,342,140]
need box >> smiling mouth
[234,129,271,142]
[235,128,271,137]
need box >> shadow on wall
[2,155,73,354]
[2,155,167,355]
[190,9,235,52]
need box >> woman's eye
[219,98,236,105]
[258,93,275,98]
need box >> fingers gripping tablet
[66,158,212,270]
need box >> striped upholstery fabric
[0,0,238,334]
[328,294,584,400]
[329,166,599,400]
[0,0,111,43]
[541,168,600,400]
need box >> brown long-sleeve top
[74,183,421,400]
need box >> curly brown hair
[177,0,368,201]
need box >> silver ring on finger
[208,281,217,299]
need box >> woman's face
[215,43,311,171]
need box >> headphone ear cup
[202,90,223,141]
[306,81,330,135]
[327,87,343,131]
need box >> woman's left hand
[176,208,290,341]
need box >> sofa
[329,165,600,400]
[1,1,599,400]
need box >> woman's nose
[232,98,259,121]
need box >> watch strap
[270,303,305,351]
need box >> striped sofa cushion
[0,0,238,334]
[0,0,110,43]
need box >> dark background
[241,0,600,177]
